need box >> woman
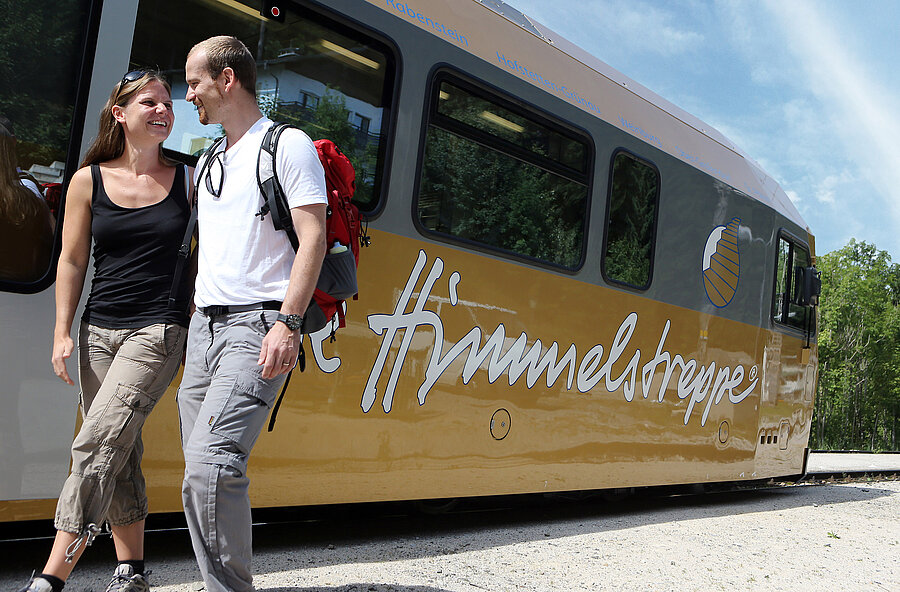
[19,71,192,592]
[0,114,54,282]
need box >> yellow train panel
[121,230,812,515]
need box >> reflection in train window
[131,0,396,212]
[773,236,815,331]
[0,0,93,286]
[418,75,591,269]
[603,151,659,289]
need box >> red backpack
[256,123,368,431]
[256,122,365,335]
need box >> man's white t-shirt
[193,117,327,308]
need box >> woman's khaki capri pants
[54,321,186,534]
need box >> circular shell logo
[702,217,741,307]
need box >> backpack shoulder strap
[267,344,305,432]
[183,162,191,203]
[167,137,225,310]
[256,121,299,251]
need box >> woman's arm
[52,167,93,385]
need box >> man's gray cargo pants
[178,309,287,592]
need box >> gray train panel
[322,0,809,333]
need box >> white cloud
[714,0,790,86]
[610,2,704,56]
[781,99,818,137]
[814,172,855,205]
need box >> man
[178,36,327,592]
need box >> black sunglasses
[114,70,149,104]
[205,149,226,199]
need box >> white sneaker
[17,578,54,592]
[104,564,150,592]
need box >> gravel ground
[2,478,897,592]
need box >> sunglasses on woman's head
[114,70,149,104]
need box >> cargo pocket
[92,383,157,449]
[250,310,277,338]
[163,323,188,358]
[209,370,277,457]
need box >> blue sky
[504,0,900,260]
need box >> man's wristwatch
[276,313,303,332]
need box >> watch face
[279,313,303,331]
[287,315,303,331]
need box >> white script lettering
[364,251,758,425]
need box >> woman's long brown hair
[0,121,45,226]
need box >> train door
[0,0,102,515]
[759,233,816,475]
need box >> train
[0,0,819,523]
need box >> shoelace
[106,570,150,592]
[105,574,133,592]
[63,522,104,562]
[22,570,44,592]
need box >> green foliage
[418,127,586,268]
[273,92,378,209]
[815,239,900,450]
[417,81,587,268]
[0,0,90,169]
[604,154,657,286]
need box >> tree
[418,126,585,268]
[815,239,900,450]
[604,153,657,286]
[0,0,90,168]
[272,91,379,208]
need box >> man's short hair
[189,36,257,98]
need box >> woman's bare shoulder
[69,165,93,183]
[66,166,94,202]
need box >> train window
[131,0,396,212]
[0,0,94,290]
[434,82,587,173]
[602,151,659,289]
[772,235,815,331]
[773,239,790,321]
[417,75,591,269]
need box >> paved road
[2,478,897,592]
[807,452,900,474]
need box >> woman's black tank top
[82,164,190,328]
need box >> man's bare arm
[258,203,327,379]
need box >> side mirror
[793,266,821,307]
